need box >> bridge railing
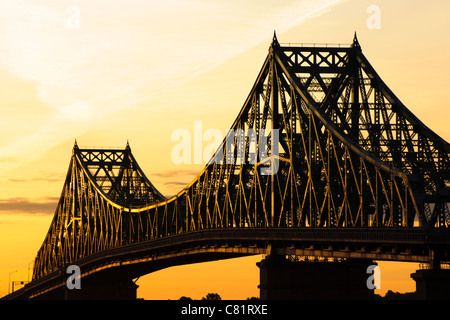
[280,43,352,48]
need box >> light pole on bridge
[8,270,18,294]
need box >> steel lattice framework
[32,34,450,280]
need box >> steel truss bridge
[5,33,450,300]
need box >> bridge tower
[258,254,375,300]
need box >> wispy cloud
[8,176,63,183]
[150,169,200,179]
[164,181,191,187]
[150,169,200,194]
[0,0,345,172]
[0,197,58,215]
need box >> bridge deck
[6,227,450,300]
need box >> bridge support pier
[63,278,139,300]
[257,255,375,300]
[411,267,450,300]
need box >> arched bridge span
[5,33,450,300]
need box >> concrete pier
[257,255,375,300]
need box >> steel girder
[32,34,450,280]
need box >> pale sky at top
[0,0,343,174]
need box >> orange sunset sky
[1,0,450,299]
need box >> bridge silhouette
[4,33,450,300]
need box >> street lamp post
[8,270,18,294]
[28,261,34,282]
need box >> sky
[1,0,450,299]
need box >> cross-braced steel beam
[31,34,450,282]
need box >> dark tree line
[178,293,260,300]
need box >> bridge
[4,33,450,300]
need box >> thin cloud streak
[0,0,345,173]
[8,177,63,183]
[0,197,59,215]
